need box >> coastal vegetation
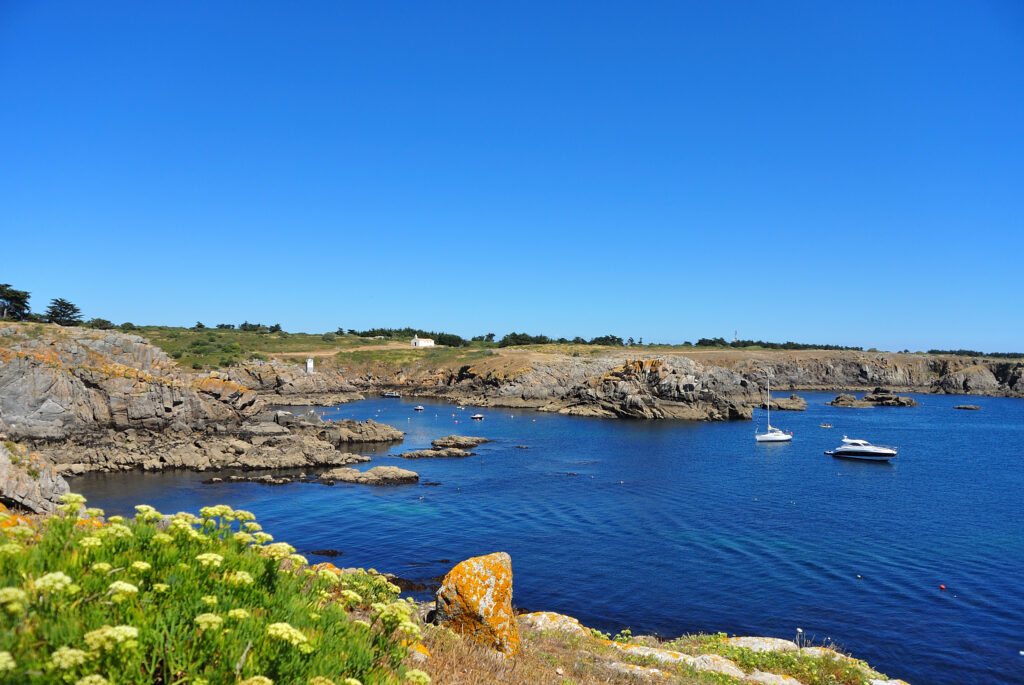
[0,495,424,685]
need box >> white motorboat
[381,391,401,398]
[470,413,484,420]
[413,405,424,411]
[755,376,792,442]
[825,436,898,461]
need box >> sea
[73,392,1024,685]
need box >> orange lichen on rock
[434,551,519,657]
[311,562,342,575]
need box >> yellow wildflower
[195,552,223,567]
[131,561,151,573]
[201,595,218,606]
[50,646,90,669]
[152,532,174,544]
[405,669,431,685]
[228,608,250,620]
[194,613,223,632]
[0,651,14,672]
[36,571,73,593]
[75,676,110,685]
[266,621,307,646]
[78,536,102,549]
[239,677,273,685]
[84,625,139,651]
[226,570,254,586]
[91,562,112,573]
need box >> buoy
[940,584,946,591]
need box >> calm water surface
[74,393,1024,685]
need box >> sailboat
[755,376,793,442]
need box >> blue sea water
[73,393,1024,685]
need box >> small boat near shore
[470,413,484,421]
[755,377,792,443]
[381,391,401,398]
[825,436,898,461]
[413,405,424,411]
[820,423,833,428]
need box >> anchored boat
[825,436,898,461]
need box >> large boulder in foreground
[0,438,69,514]
[433,552,519,656]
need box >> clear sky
[2,2,1022,351]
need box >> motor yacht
[825,436,898,461]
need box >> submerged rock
[398,447,474,459]
[433,552,520,656]
[954,404,981,410]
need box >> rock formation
[829,388,917,408]
[431,435,490,449]
[0,326,259,440]
[432,551,520,656]
[398,447,474,459]
[319,465,419,485]
[760,394,807,411]
[0,438,69,513]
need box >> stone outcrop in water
[431,435,490,449]
[760,394,807,411]
[398,447,475,459]
[829,388,917,408]
[319,465,419,485]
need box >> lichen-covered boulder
[433,552,519,656]
[520,611,589,637]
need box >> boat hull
[825,449,896,461]
[755,434,792,442]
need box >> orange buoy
[940,584,946,591]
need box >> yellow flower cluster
[194,613,223,632]
[228,608,250,620]
[239,677,273,685]
[78,536,102,549]
[75,675,110,685]
[260,542,295,560]
[130,561,151,573]
[195,552,224,567]
[226,570,254,586]
[83,624,139,651]
[0,651,14,672]
[36,571,74,593]
[50,646,90,669]
[91,562,112,573]
[201,595,218,606]
[266,621,308,646]
[134,504,163,522]
[108,580,139,602]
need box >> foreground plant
[0,494,425,685]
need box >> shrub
[0,495,418,684]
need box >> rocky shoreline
[2,325,1022,480]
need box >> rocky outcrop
[552,359,755,420]
[829,388,917,408]
[0,326,260,440]
[276,412,405,445]
[319,465,419,485]
[225,361,363,404]
[398,447,474,459]
[431,435,490,449]
[0,438,69,514]
[760,394,807,411]
[433,552,519,656]
[954,404,980,410]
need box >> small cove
[73,392,1024,685]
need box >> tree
[216,323,235,330]
[0,284,31,320]
[45,298,83,326]
[193,321,207,330]
[627,337,635,346]
[84,318,114,329]
[485,332,495,342]
[269,324,282,333]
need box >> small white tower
[305,358,314,374]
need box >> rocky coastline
[2,325,1022,481]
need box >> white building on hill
[411,335,435,348]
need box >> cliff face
[0,326,260,440]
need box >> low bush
[0,496,428,685]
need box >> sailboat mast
[766,376,770,428]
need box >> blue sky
[2,2,1022,351]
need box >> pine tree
[45,298,83,326]
[0,284,31,320]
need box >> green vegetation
[927,348,1024,359]
[333,346,495,369]
[497,332,624,347]
[132,327,387,370]
[350,328,468,348]
[0,494,427,685]
[694,337,863,351]
[0,284,31,321]
[44,298,84,327]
